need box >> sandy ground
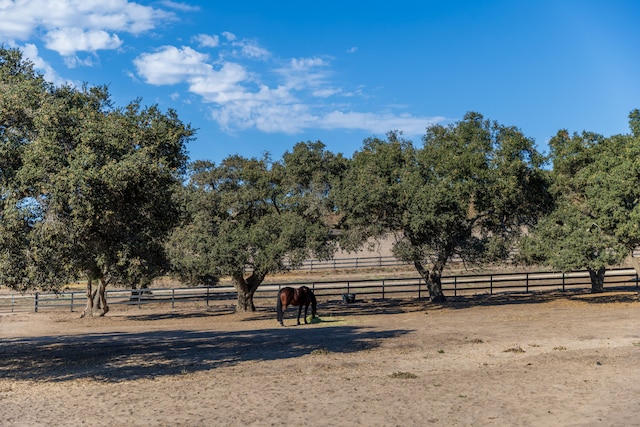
[2,290,640,427]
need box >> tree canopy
[0,48,53,292]
[4,46,640,312]
[333,114,550,302]
[0,47,193,316]
[521,112,640,292]
[166,141,345,311]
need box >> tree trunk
[95,278,109,316]
[588,267,606,293]
[80,278,96,318]
[232,271,265,312]
[80,277,110,317]
[414,260,447,303]
[236,288,256,312]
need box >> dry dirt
[2,290,640,426]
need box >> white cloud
[159,0,200,12]
[222,31,237,42]
[212,101,316,134]
[235,40,270,60]
[289,57,327,71]
[134,46,214,85]
[187,63,253,103]
[193,34,220,48]
[63,55,95,68]
[1,0,443,138]
[276,57,332,91]
[312,88,342,97]
[133,44,442,137]
[44,28,122,56]
[194,32,269,60]
[0,0,172,57]
[321,111,443,135]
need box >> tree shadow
[0,326,411,383]
[443,287,639,310]
[124,306,237,321]
[118,298,421,325]
[566,289,640,304]
[314,298,425,317]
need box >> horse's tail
[276,288,284,322]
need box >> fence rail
[1,267,638,314]
[290,255,409,271]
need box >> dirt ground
[2,290,640,427]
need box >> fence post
[138,289,142,309]
[382,279,385,300]
[454,276,457,297]
[562,272,565,292]
[490,275,493,295]
[526,273,529,293]
[34,292,39,313]
[172,288,175,309]
[418,278,421,299]
[206,286,210,307]
[70,292,74,312]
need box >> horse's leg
[303,302,309,324]
[280,303,290,326]
[297,304,303,325]
[277,306,283,326]
[277,294,284,326]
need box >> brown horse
[276,286,317,326]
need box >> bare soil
[2,290,640,426]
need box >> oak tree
[334,113,549,302]
[0,49,192,315]
[167,141,344,311]
[521,111,640,292]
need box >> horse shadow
[0,325,411,383]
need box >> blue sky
[1,0,639,163]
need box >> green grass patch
[308,316,346,325]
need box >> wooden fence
[1,267,637,314]
[255,255,408,272]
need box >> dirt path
[2,291,640,426]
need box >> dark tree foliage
[521,113,640,292]
[0,48,193,316]
[334,114,550,302]
[166,141,345,311]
